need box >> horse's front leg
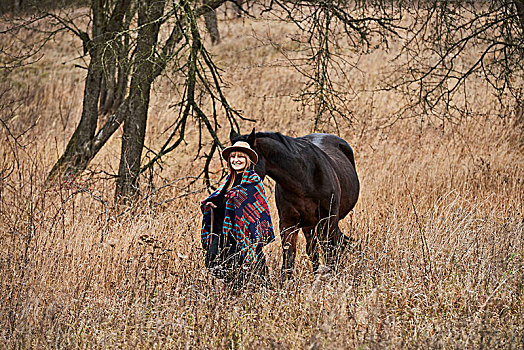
[280,223,299,280]
[275,187,301,281]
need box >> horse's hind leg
[324,223,353,267]
[302,227,320,272]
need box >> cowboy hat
[222,141,258,164]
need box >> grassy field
[1,6,523,349]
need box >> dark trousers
[205,233,268,286]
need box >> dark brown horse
[230,129,359,278]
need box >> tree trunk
[114,0,166,202]
[48,61,102,180]
[48,0,132,182]
[48,0,105,181]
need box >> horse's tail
[338,140,356,170]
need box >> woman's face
[229,151,249,172]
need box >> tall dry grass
[1,7,523,349]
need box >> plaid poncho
[200,169,275,264]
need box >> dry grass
[1,7,523,349]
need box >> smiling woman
[200,141,274,287]
[229,152,248,172]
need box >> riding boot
[205,233,220,269]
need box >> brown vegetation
[1,8,523,348]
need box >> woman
[200,141,275,285]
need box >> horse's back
[304,133,355,167]
[302,133,360,215]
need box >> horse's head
[229,128,267,180]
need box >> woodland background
[0,0,523,348]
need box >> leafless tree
[260,0,523,131]
[2,0,244,202]
[384,0,524,125]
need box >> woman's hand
[204,201,217,209]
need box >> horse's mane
[256,132,305,153]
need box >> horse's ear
[247,128,256,146]
[230,129,240,143]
